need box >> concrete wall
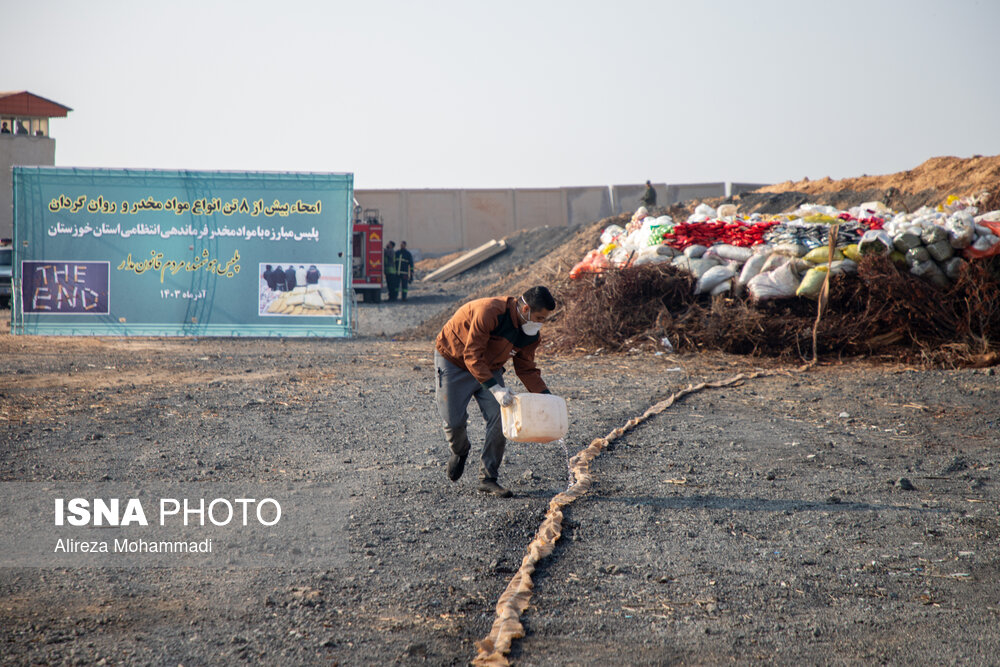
[513,188,566,236]
[404,190,463,255]
[354,180,754,256]
[566,186,613,227]
[463,190,514,248]
[0,134,56,240]
[356,186,610,256]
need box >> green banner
[11,167,353,336]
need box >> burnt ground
[1,325,999,665]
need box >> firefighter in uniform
[395,241,414,301]
[383,241,398,301]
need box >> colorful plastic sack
[569,249,612,279]
[841,244,861,262]
[771,243,808,258]
[803,247,845,264]
[600,224,626,246]
[645,216,673,246]
[796,267,828,299]
[963,221,1000,259]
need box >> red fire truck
[352,205,384,303]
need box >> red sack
[569,249,610,279]
[963,221,1000,260]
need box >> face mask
[521,320,542,336]
[519,297,543,335]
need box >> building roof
[0,91,72,118]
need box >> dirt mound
[692,155,1000,217]
[758,155,1000,199]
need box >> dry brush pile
[544,256,1000,368]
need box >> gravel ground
[354,279,467,338]
[2,314,999,665]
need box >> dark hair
[522,286,555,311]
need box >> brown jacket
[435,296,548,393]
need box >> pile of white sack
[583,197,1000,302]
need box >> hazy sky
[3,0,998,189]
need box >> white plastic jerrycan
[501,393,569,443]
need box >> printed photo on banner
[258,263,344,317]
[20,261,110,315]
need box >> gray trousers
[434,351,506,481]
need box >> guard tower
[0,91,72,242]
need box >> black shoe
[477,479,513,498]
[447,454,467,482]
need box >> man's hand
[490,386,514,407]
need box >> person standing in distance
[395,241,414,301]
[434,286,556,497]
[383,241,398,301]
[640,180,657,209]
